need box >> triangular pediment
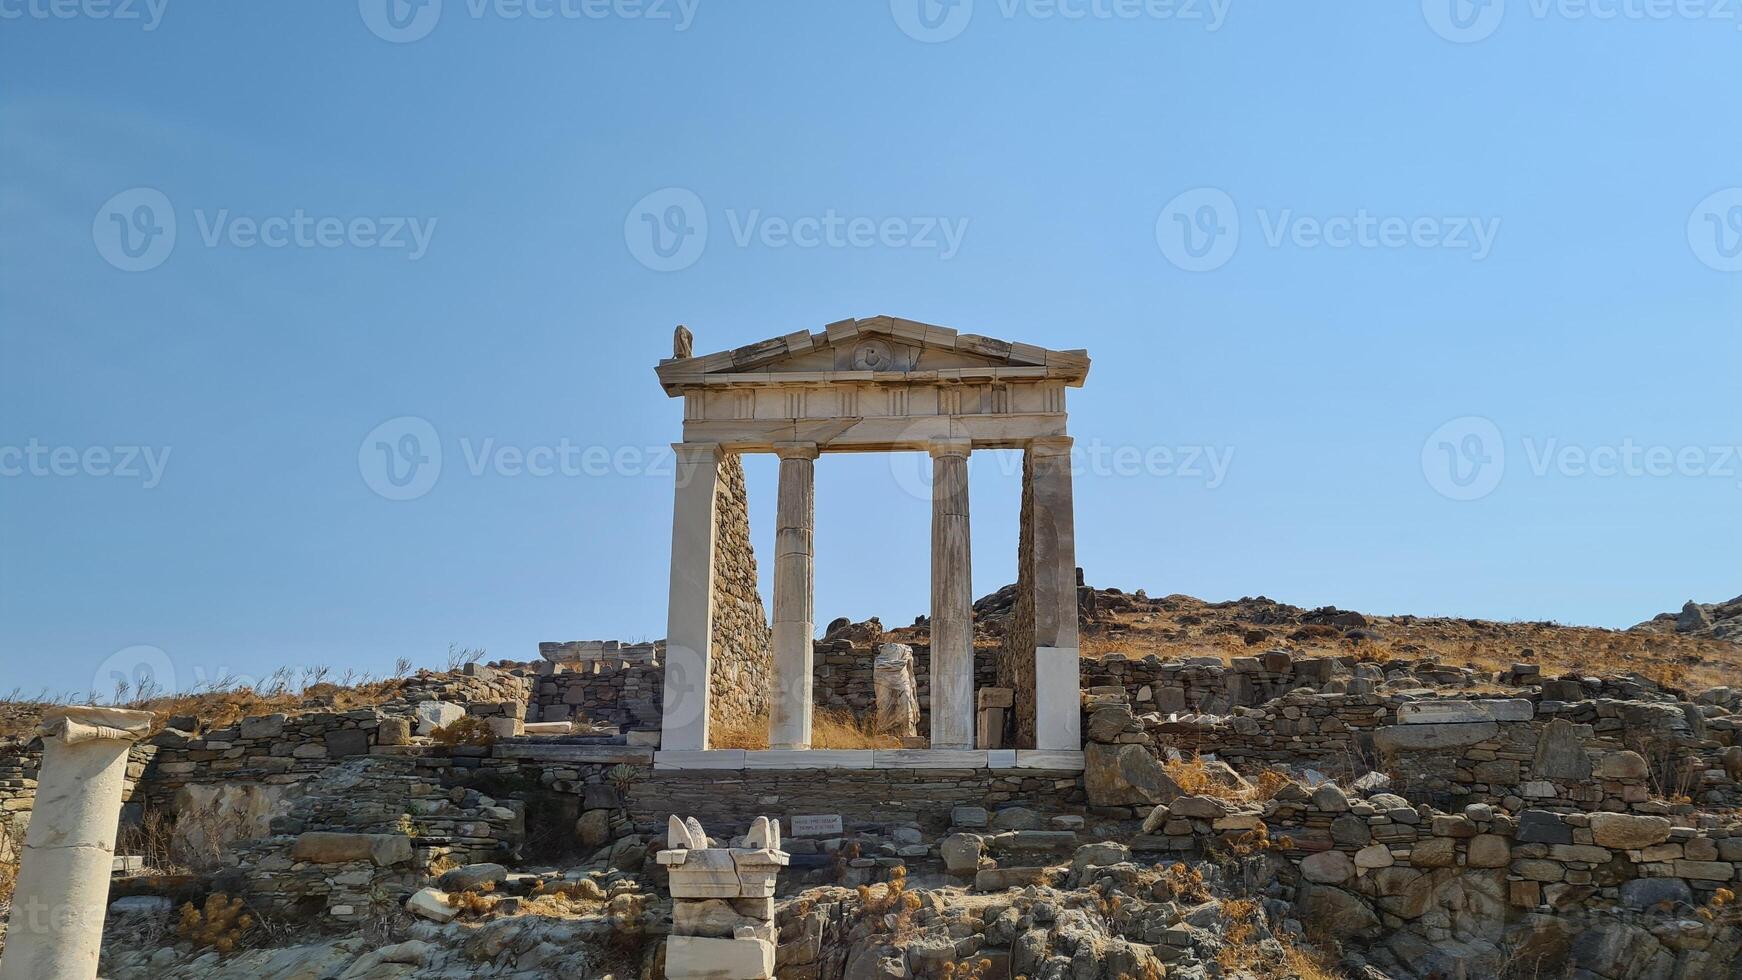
[656,316,1089,395]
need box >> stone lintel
[682,414,1069,454]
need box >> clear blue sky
[3,1,1738,698]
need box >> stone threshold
[652,749,1085,771]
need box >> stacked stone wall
[395,661,531,706]
[626,767,1083,836]
[227,755,523,924]
[1001,449,1039,746]
[708,452,772,738]
[531,661,664,729]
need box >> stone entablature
[656,316,1088,453]
[655,316,1089,765]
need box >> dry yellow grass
[710,707,901,750]
[1216,897,1345,979]
[1163,755,1293,805]
[1074,597,1742,692]
[0,676,409,742]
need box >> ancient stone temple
[654,316,1090,769]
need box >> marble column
[769,442,817,750]
[661,442,722,753]
[0,706,153,980]
[1028,437,1081,751]
[929,439,975,750]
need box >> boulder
[1168,795,1230,820]
[665,935,774,980]
[1297,882,1379,939]
[376,716,413,746]
[1353,844,1394,869]
[1086,705,1136,742]
[1515,810,1572,845]
[1593,750,1649,780]
[1678,600,1715,633]
[172,782,289,858]
[414,701,466,736]
[1467,834,1511,868]
[1070,842,1131,871]
[576,809,614,849]
[239,713,286,740]
[405,888,457,923]
[951,806,988,829]
[292,832,413,867]
[325,729,370,757]
[1083,742,1176,807]
[1301,850,1355,884]
[1409,837,1456,868]
[940,834,985,874]
[1530,718,1593,780]
[1588,813,1671,849]
[1617,877,1694,910]
[989,807,1044,832]
[438,863,507,892]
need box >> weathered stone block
[1589,813,1671,849]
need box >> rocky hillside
[1632,595,1742,643]
[943,583,1742,695]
